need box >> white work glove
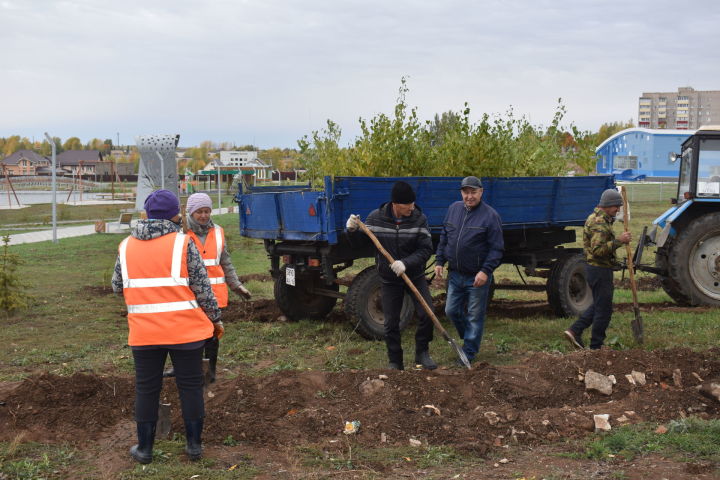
[390,260,406,277]
[234,284,252,300]
[346,214,360,232]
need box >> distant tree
[2,136,23,156]
[199,140,216,151]
[259,148,286,169]
[103,138,113,154]
[594,120,635,145]
[428,110,462,146]
[52,137,63,154]
[38,140,52,157]
[236,144,257,151]
[63,137,83,151]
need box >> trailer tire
[274,266,338,321]
[655,244,691,305]
[665,212,720,306]
[546,253,593,317]
[344,266,414,340]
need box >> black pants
[569,265,614,349]
[132,346,205,422]
[380,276,434,364]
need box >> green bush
[0,235,32,315]
[298,78,597,184]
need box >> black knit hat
[391,181,416,204]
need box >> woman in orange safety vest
[112,189,222,464]
[184,192,251,382]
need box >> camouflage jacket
[583,208,623,268]
[111,219,221,322]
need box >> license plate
[285,266,296,286]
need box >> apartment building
[638,86,720,129]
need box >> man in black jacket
[347,181,436,370]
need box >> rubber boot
[415,350,437,370]
[205,338,219,383]
[184,418,204,461]
[129,421,156,464]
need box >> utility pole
[217,166,221,211]
[44,132,58,243]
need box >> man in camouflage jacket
[564,189,631,350]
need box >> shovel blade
[448,338,471,369]
[157,403,172,439]
[631,308,644,344]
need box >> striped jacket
[355,202,433,284]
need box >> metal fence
[618,181,678,203]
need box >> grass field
[3,181,720,479]
[1,182,717,384]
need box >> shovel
[620,186,644,344]
[356,219,472,369]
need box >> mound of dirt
[0,373,135,442]
[2,348,719,453]
[223,298,284,323]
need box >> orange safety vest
[118,232,214,346]
[188,226,228,308]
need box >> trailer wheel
[344,266,414,340]
[655,244,691,305]
[665,212,720,306]
[546,253,593,317]
[274,266,338,321]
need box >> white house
[212,151,271,180]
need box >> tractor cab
[674,125,720,205]
[638,125,720,306]
[653,126,720,241]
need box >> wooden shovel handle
[356,219,451,340]
[620,186,639,306]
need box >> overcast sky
[2,0,719,149]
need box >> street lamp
[44,132,58,243]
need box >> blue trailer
[236,175,615,339]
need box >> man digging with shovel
[564,188,631,350]
[346,181,437,370]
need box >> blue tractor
[640,126,720,305]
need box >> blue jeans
[569,264,614,349]
[445,270,493,361]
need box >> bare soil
[2,345,720,478]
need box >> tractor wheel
[665,212,720,306]
[344,266,414,340]
[655,243,691,305]
[546,253,593,317]
[274,266,338,320]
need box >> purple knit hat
[187,193,213,215]
[144,189,180,220]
